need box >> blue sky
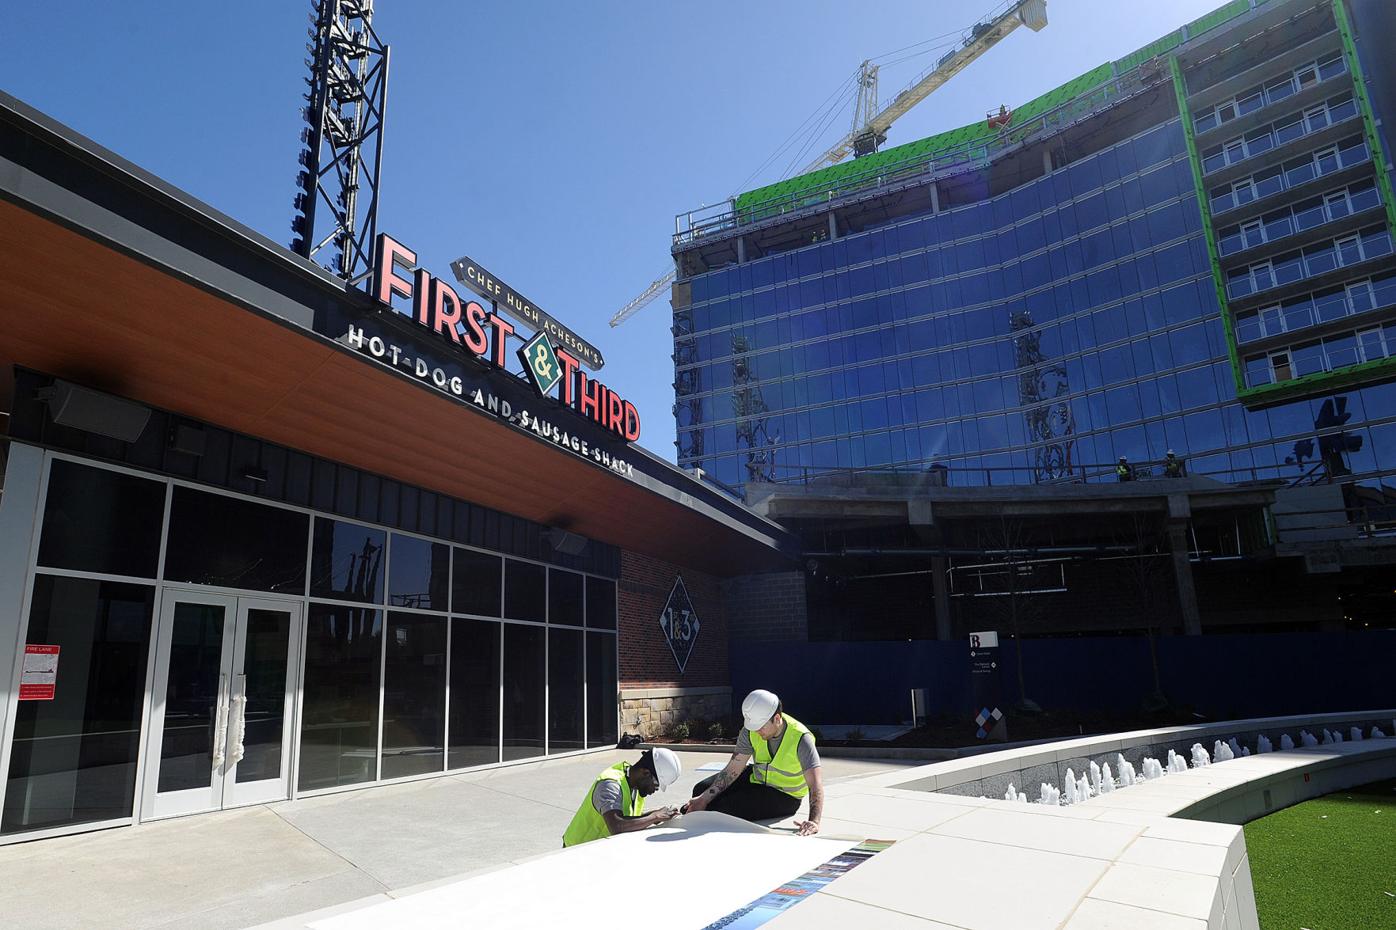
[2,0,1223,462]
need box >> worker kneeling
[562,748,682,847]
[685,689,824,836]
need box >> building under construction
[672,0,1396,644]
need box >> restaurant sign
[370,234,638,442]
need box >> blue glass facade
[673,3,1396,501]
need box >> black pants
[692,772,800,822]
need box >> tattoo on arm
[705,755,749,798]
[808,785,824,824]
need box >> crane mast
[609,0,1047,328]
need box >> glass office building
[672,0,1396,508]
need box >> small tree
[1114,512,1175,711]
[974,515,1047,713]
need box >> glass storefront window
[585,577,617,630]
[165,487,308,595]
[586,633,618,748]
[504,560,546,622]
[298,604,381,791]
[452,547,501,617]
[310,519,385,604]
[381,613,446,779]
[501,624,545,761]
[388,534,449,611]
[547,628,584,753]
[448,618,500,769]
[37,460,165,579]
[548,569,584,627]
[2,576,154,836]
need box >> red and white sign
[18,644,59,701]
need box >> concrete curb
[637,735,1070,761]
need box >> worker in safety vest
[685,689,824,836]
[1164,450,1184,478]
[1116,456,1135,482]
[562,748,682,847]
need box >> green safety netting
[730,0,1265,220]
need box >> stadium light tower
[290,0,389,286]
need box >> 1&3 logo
[518,331,563,397]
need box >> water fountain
[1116,753,1137,787]
[1005,784,1019,802]
[1300,730,1319,747]
[1099,763,1116,793]
[1373,727,1387,739]
[1227,737,1243,757]
[1213,739,1233,762]
[1077,773,1091,800]
[1350,726,1363,742]
[1038,783,1059,806]
[1063,769,1078,805]
[1190,743,1211,768]
[1280,733,1295,750]
[1088,760,1102,793]
[1257,734,1273,753]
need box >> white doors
[141,592,301,820]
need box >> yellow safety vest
[748,714,812,798]
[562,762,644,847]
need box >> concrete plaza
[0,749,912,930]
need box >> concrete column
[828,212,838,241]
[1042,149,1053,175]
[0,443,45,786]
[1168,522,1202,636]
[736,236,746,264]
[931,555,953,641]
[929,182,940,213]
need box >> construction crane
[609,0,1048,328]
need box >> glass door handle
[212,673,229,769]
[229,675,248,766]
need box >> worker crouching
[685,689,825,836]
[562,748,682,847]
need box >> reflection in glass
[2,576,154,835]
[166,487,308,594]
[382,613,446,779]
[452,548,501,617]
[389,534,450,611]
[158,602,226,792]
[298,605,382,791]
[585,577,617,629]
[311,519,385,604]
[449,618,500,769]
[502,624,545,761]
[548,629,584,753]
[38,459,166,579]
[586,633,618,748]
[504,560,546,622]
[237,608,291,784]
[548,570,584,626]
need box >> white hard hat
[742,689,780,731]
[651,747,681,790]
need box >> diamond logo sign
[517,330,562,397]
[658,576,700,674]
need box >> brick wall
[721,571,809,641]
[618,550,729,689]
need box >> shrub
[707,721,725,740]
[671,721,690,741]
[846,726,866,741]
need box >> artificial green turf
[1244,777,1396,930]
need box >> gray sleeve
[796,733,821,771]
[591,779,623,815]
[736,728,753,755]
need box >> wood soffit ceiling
[0,200,789,576]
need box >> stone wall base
[619,686,733,740]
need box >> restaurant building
[0,92,793,842]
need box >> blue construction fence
[728,631,1396,725]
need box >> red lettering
[487,315,515,369]
[622,401,641,441]
[556,349,580,406]
[577,371,603,421]
[372,234,417,307]
[430,278,463,344]
[462,301,489,356]
[413,268,432,326]
[607,392,624,435]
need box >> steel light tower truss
[290,0,389,285]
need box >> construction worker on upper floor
[1116,456,1135,482]
[684,689,825,836]
[562,748,682,848]
[1164,450,1184,478]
